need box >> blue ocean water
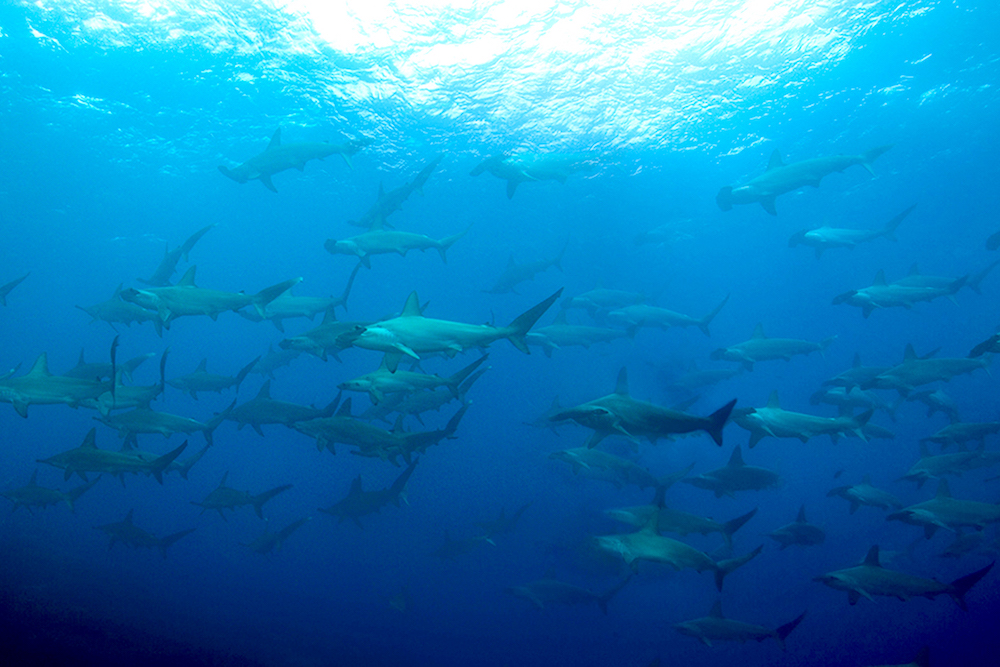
[1,1,999,665]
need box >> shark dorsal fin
[709,600,725,618]
[268,128,282,149]
[219,471,229,488]
[861,473,872,485]
[256,380,271,399]
[767,150,785,171]
[112,283,123,298]
[321,306,338,325]
[903,343,917,362]
[369,213,385,231]
[852,352,862,368]
[77,348,86,366]
[751,323,766,339]
[195,359,208,373]
[177,266,197,287]
[796,505,807,523]
[400,292,423,318]
[81,428,98,449]
[728,446,745,467]
[908,263,921,276]
[544,567,556,580]
[28,353,51,377]
[125,508,134,524]
[550,395,561,409]
[552,309,569,326]
[863,545,880,567]
[936,478,951,498]
[349,475,363,494]
[766,391,781,409]
[336,397,353,417]
[614,368,630,395]
[872,270,887,286]
[378,355,391,371]
[641,507,660,533]
[29,470,38,486]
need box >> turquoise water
[1,2,999,665]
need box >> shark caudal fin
[968,258,1000,294]
[233,356,259,394]
[176,443,210,480]
[705,399,737,447]
[698,294,730,337]
[949,561,994,610]
[158,528,196,559]
[597,575,632,615]
[436,224,473,264]
[774,611,807,651]
[204,400,237,445]
[150,441,189,485]
[506,288,564,354]
[445,355,489,398]
[252,277,303,318]
[715,186,734,211]
[860,145,893,176]
[721,507,758,550]
[881,204,916,241]
[64,476,102,513]
[714,544,763,591]
[252,484,293,519]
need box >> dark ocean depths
[2,1,1000,666]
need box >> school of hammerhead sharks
[4,129,1000,665]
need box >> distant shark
[138,224,215,286]
[789,205,914,257]
[716,145,892,215]
[94,509,195,559]
[470,153,596,199]
[318,459,418,528]
[218,128,370,192]
[674,600,805,650]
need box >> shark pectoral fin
[13,399,29,418]
[699,638,713,648]
[395,344,420,360]
[847,590,860,605]
[856,588,875,602]
[259,174,278,193]
[760,197,777,216]
[252,424,264,437]
[527,594,545,610]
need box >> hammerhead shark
[218,127,370,192]
[120,266,301,329]
[716,145,892,215]
[336,289,562,372]
[77,284,165,337]
[0,352,113,418]
[470,152,596,199]
[348,153,444,229]
[1,471,101,513]
[318,459,418,528]
[94,509,195,559]
[37,429,188,485]
[675,601,806,650]
[549,368,736,449]
[191,471,292,520]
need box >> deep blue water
[2,1,999,666]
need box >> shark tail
[446,355,489,398]
[774,611,807,651]
[715,186,734,211]
[436,224,473,264]
[338,262,362,312]
[150,441,189,485]
[252,277,303,318]
[860,145,893,176]
[234,356,259,392]
[968,258,1000,294]
[721,507,758,550]
[819,336,837,357]
[597,575,632,615]
[321,391,343,418]
[713,544,762,592]
[949,561,994,610]
[252,483,293,519]
[64,476,101,513]
[177,444,211,480]
[881,204,916,241]
[204,400,237,445]
[698,294,730,337]
[705,399,737,447]
[505,288,564,354]
[158,527,196,559]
